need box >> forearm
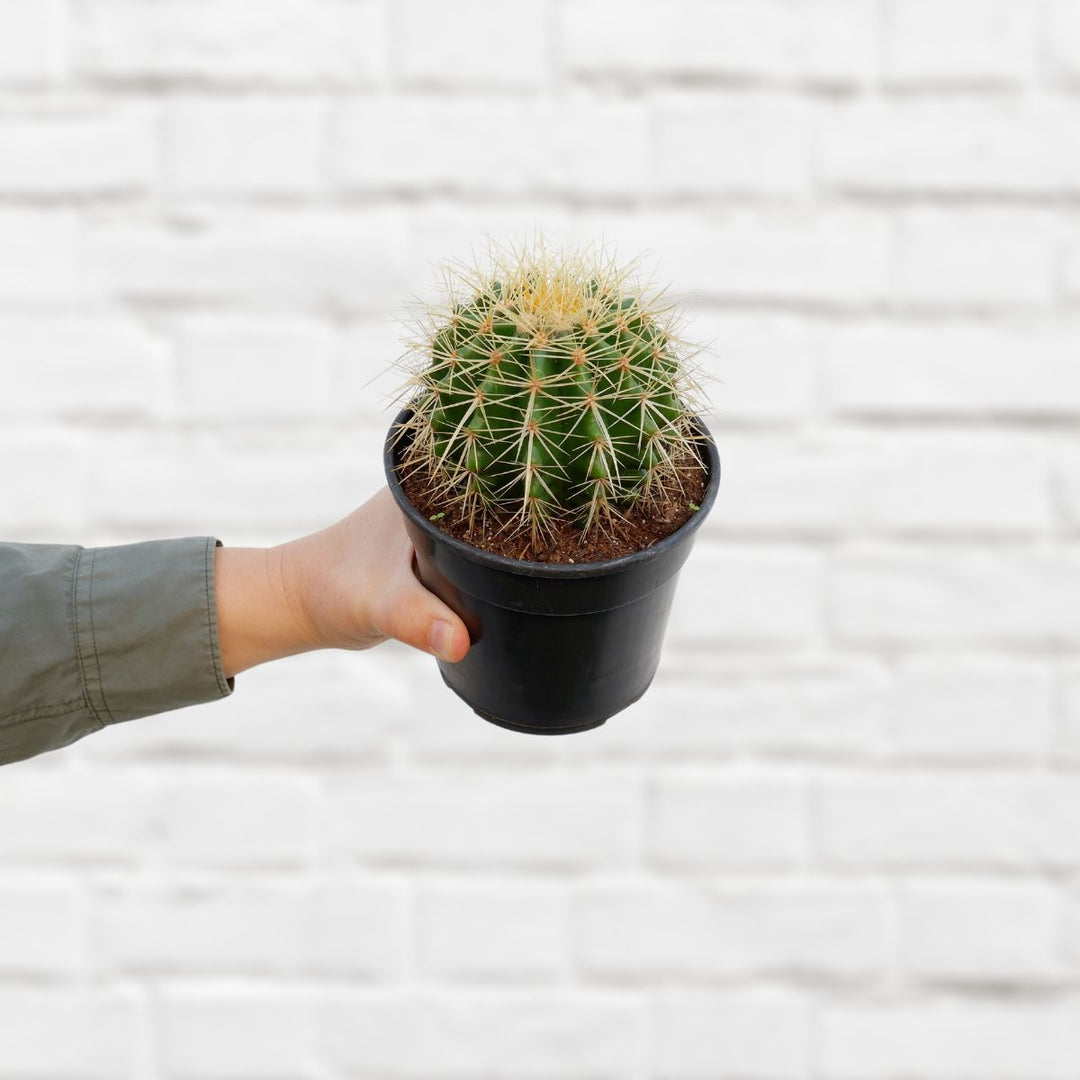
[1,538,232,767]
[1,490,467,768]
[214,545,319,678]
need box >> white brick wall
[1,1,1078,1076]
[883,0,1037,87]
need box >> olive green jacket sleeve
[0,537,233,767]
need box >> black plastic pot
[384,409,720,734]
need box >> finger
[373,582,471,663]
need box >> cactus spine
[398,242,705,543]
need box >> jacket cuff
[73,537,233,727]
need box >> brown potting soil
[399,450,709,564]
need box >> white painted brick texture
[883,0,1037,87]
[0,0,69,86]
[1,0,1077,1077]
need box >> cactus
[396,241,706,543]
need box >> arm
[0,536,230,766]
[0,488,469,767]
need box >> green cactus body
[401,245,702,540]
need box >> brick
[321,990,643,1078]
[159,987,316,1079]
[653,991,810,1080]
[653,98,812,197]
[0,432,90,534]
[897,879,1060,983]
[0,211,84,302]
[561,2,877,90]
[401,709,573,764]
[86,652,401,763]
[156,775,317,868]
[336,319,417,424]
[575,880,887,980]
[332,100,546,193]
[580,660,889,761]
[884,0,1035,87]
[302,876,408,977]
[1061,670,1080,761]
[333,100,649,196]
[0,0,68,84]
[833,548,1080,646]
[560,0,803,82]
[174,316,335,420]
[1047,0,1080,82]
[80,0,386,86]
[0,110,155,197]
[1065,237,1080,303]
[0,317,168,419]
[825,323,1080,418]
[554,102,651,195]
[680,311,818,423]
[645,770,809,869]
[1060,888,1080,969]
[804,0,877,87]
[210,650,413,764]
[895,208,1057,311]
[0,879,81,976]
[819,774,1080,869]
[85,212,406,310]
[164,98,324,197]
[667,545,823,647]
[0,772,148,864]
[327,774,636,869]
[91,876,404,977]
[716,433,1050,537]
[820,101,1080,196]
[821,1002,1080,1080]
[0,989,141,1078]
[890,659,1053,762]
[859,432,1054,533]
[404,207,575,290]
[853,433,1050,534]
[88,431,381,538]
[419,881,567,980]
[397,0,549,89]
[648,210,893,307]
[711,435,866,536]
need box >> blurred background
[2,0,1080,1076]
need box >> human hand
[215,487,471,678]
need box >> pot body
[385,409,720,734]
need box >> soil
[399,449,709,564]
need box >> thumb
[374,581,471,663]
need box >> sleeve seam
[0,698,90,731]
[86,548,117,724]
[205,537,231,698]
[71,548,107,732]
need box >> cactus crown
[396,241,706,543]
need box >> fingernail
[429,620,455,661]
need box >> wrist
[214,544,322,677]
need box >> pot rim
[384,407,720,581]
